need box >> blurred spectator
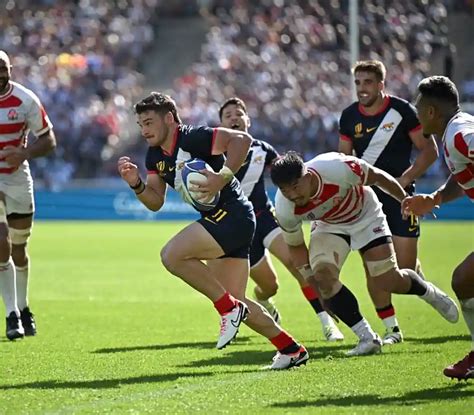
[0,0,160,183]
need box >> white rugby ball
[180,158,220,211]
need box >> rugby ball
[180,158,220,211]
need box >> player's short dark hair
[353,60,386,82]
[270,151,305,187]
[417,76,459,108]
[134,92,182,123]
[218,97,248,121]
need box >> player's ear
[164,111,174,124]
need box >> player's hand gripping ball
[180,158,220,211]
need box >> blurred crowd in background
[1,0,473,186]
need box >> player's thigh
[392,235,418,270]
[250,254,279,293]
[214,257,250,299]
[452,252,474,299]
[163,221,225,261]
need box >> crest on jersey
[354,123,363,138]
[381,122,395,132]
[253,155,264,164]
[7,109,18,121]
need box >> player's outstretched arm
[366,165,407,203]
[401,174,464,217]
[118,156,166,211]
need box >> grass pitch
[0,220,473,414]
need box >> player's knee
[160,244,180,276]
[313,262,339,295]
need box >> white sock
[460,298,474,351]
[318,311,332,326]
[0,258,19,316]
[351,318,377,341]
[382,316,399,330]
[15,264,29,311]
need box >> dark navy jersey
[145,124,245,211]
[234,139,279,212]
[339,95,421,177]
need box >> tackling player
[216,97,343,341]
[339,60,438,344]
[0,51,56,340]
[117,92,308,369]
[402,76,474,380]
[271,151,459,356]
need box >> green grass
[0,221,473,414]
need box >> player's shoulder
[445,112,474,143]
[10,81,42,104]
[388,94,415,112]
[308,151,345,166]
[340,102,359,121]
[275,189,294,213]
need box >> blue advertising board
[34,186,473,221]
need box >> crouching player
[271,151,459,356]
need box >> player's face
[278,173,313,207]
[0,59,11,92]
[354,71,383,108]
[137,110,169,147]
[415,95,437,135]
[220,104,250,132]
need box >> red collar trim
[358,95,390,117]
[162,124,180,156]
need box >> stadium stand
[0,0,472,183]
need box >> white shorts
[0,181,35,216]
[310,187,391,251]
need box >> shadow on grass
[93,336,252,354]
[405,334,471,345]
[0,371,214,390]
[270,384,473,409]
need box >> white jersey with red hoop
[275,152,371,227]
[0,81,52,185]
[275,152,392,250]
[442,112,474,202]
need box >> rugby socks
[351,318,379,341]
[270,330,300,354]
[213,292,238,315]
[460,298,474,351]
[0,258,18,315]
[404,269,428,296]
[376,304,399,330]
[15,264,29,311]
[325,285,364,328]
[301,285,324,313]
[301,285,332,325]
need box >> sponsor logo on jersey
[381,122,395,132]
[366,126,377,133]
[253,155,264,164]
[7,109,18,121]
[373,226,383,233]
[354,123,363,138]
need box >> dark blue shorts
[198,199,256,259]
[249,207,280,267]
[373,185,420,238]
